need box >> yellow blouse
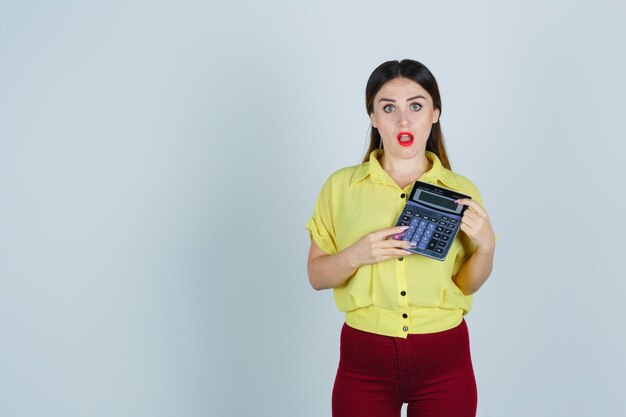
[306,150,485,337]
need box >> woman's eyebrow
[378,95,427,103]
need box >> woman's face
[370,77,440,160]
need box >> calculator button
[418,242,428,250]
[441,235,449,241]
[434,232,441,239]
[423,230,433,238]
[406,210,413,216]
[427,239,437,250]
[436,226,444,232]
[427,223,436,231]
[439,221,447,226]
[400,222,407,226]
[419,220,427,228]
[430,218,438,223]
[438,241,446,247]
[449,219,457,223]
[444,229,453,235]
[422,216,429,221]
[442,216,449,220]
[402,215,411,222]
[415,213,422,219]
[435,248,443,254]
[410,218,419,227]
[420,236,429,243]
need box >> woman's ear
[370,113,378,129]
[432,108,441,124]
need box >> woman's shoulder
[449,170,479,191]
[322,161,369,187]
[445,168,484,205]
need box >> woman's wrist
[475,242,496,256]
[341,246,361,271]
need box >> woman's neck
[380,152,432,189]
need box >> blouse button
[402,313,408,319]
[403,326,409,332]
[400,193,406,199]
[400,291,406,296]
[397,256,404,261]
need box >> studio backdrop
[1,1,625,416]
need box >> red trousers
[332,320,477,417]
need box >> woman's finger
[374,225,410,240]
[462,210,479,222]
[378,238,415,248]
[460,222,476,238]
[455,198,487,217]
[378,248,415,259]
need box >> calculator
[393,181,471,261]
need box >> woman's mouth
[396,132,414,147]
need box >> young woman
[306,59,496,417]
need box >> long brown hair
[363,59,451,169]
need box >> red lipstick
[396,131,414,147]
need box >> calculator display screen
[414,190,458,212]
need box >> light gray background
[1,1,625,416]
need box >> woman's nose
[398,112,409,127]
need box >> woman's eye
[410,103,422,111]
[383,105,395,113]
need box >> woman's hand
[455,198,496,253]
[345,225,415,269]
[452,198,496,295]
[307,225,414,290]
